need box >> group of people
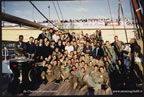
[14,27,143,94]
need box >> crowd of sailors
[14,28,144,94]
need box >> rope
[29,1,59,29]
[56,1,64,20]
[52,1,61,21]
[107,0,116,35]
[120,0,129,43]
[129,0,139,39]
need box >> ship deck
[1,75,112,96]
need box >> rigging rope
[107,0,116,35]
[56,1,64,20]
[119,0,129,43]
[52,1,61,21]
[29,1,59,29]
[129,0,139,39]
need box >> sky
[2,0,133,22]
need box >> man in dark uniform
[111,36,124,58]
[25,37,36,59]
[37,28,47,41]
[15,35,26,56]
[92,42,104,59]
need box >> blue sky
[2,0,132,22]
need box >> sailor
[15,35,26,56]
[99,66,111,93]
[60,62,71,81]
[37,28,48,41]
[52,60,61,83]
[83,69,101,92]
[105,41,117,64]
[43,40,52,59]
[56,39,65,53]
[52,47,62,60]
[52,30,60,43]
[25,36,36,59]
[69,70,79,89]
[92,41,104,60]
[37,39,44,62]
[83,41,92,55]
[111,36,125,58]
[90,65,103,84]
[93,30,103,41]
[46,28,53,41]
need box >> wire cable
[56,1,64,20]
[52,1,61,21]
[29,0,59,29]
[107,0,116,35]
[120,0,129,43]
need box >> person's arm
[14,42,20,55]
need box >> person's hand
[40,56,43,60]
[17,53,21,56]
[86,50,90,53]
[45,57,48,61]
[19,48,23,51]
[31,54,35,57]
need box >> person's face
[86,42,89,46]
[43,30,46,34]
[90,56,93,60]
[58,40,61,44]
[55,48,59,52]
[19,37,23,42]
[100,68,105,73]
[97,43,100,47]
[49,29,53,33]
[81,68,85,73]
[34,40,38,44]
[114,37,118,41]
[75,63,79,67]
[54,61,57,65]
[89,62,93,66]
[65,50,68,54]
[29,38,33,43]
[84,64,88,69]
[71,71,75,75]
[44,38,48,42]
[39,39,43,43]
[42,61,46,65]
[53,56,56,59]
[72,66,76,70]
[68,60,71,64]
[95,59,99,64]
[103,57,107,61]
[81,62,85,65]
[67,42,70,46]
[72,33,75,36]
[70,52,73,56]
[48,65,52,69]
[55,31,58,35]
[95,66,98,71]
[106,41,110,46]
[118,60,121,65]
[71,42,73,45]
[52,42,55,45]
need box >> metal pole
[2,1,5,27]
[118,0,121,26]
[48,5,50,21]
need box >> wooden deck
[29,81,112,96]
[1,76,112,96]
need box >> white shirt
[65,45,74,54]
[52,34,60,42]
